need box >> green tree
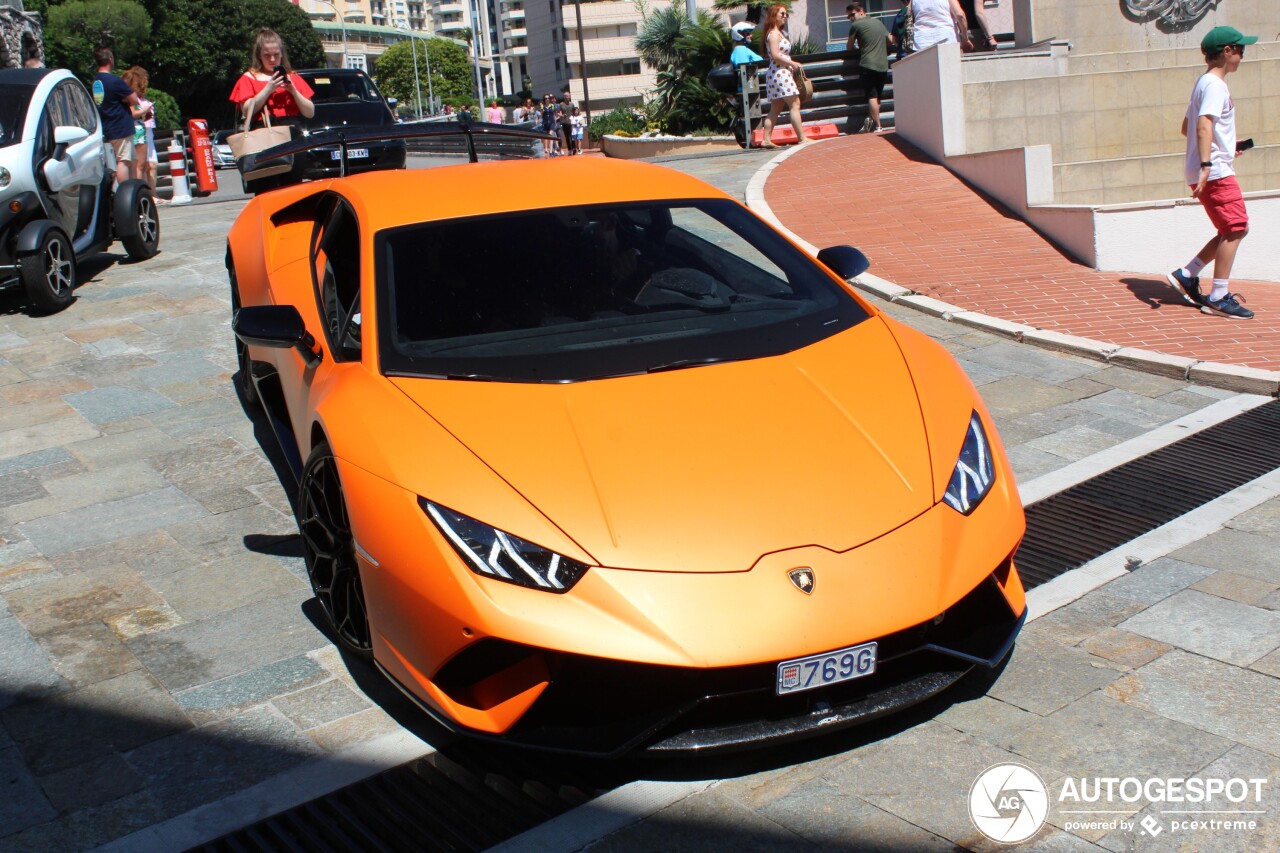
[635,5,686,71]
[637,8,734,135]
[138,0,323,129]
[148,86,182,131]
[373,38,474,112]
[45,0,152,79]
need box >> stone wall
[962,42,1280,204]
[0,5,42,68]
[1016,0,1280,55]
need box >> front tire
[117,183,160,260]
[20,227,76,313]
[299,441,372,659]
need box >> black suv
[296,68,405,179]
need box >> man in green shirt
[847,3,891,132]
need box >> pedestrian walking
[760,3,811,148]
[557,92,576,154]
[570,106,585,154]
[911,0,971,52]
[846,3,891,133]
[540,94,559,156]
[121,66,157,191]
[93,48,141,186]
[1166,25,1257,320]
[890,0,914,60]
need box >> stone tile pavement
[0,152,1274,851]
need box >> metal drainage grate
[1016,400,1280,589]
[192,747,621,853]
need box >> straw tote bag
[795,67,814,104]
[228,107,292,181]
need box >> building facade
[298,0,499,101]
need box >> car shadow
[0,253,121,316]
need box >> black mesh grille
[1016,400,1280,588]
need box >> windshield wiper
[646,356,747,374]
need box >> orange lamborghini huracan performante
[229,126,1026,756]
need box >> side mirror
[233,305,323,368]
[50,125,90,163]
[816,245,870,280]
[53,125,90,146]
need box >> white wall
[1095,194,1280,282]
[892,40,1280,282]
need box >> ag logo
[969,763,1049,844]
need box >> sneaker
[1165,269,1202,306]
[1201,292,1254,319]
[860,117,875,134]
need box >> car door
[274,193,365,458]
[36,81,104,242]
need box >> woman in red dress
[229,28,315,127]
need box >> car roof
[330,157,735,233]
[0,68,55,88]
[297,68,369,78]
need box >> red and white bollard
[168,139,192,205]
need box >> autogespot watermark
[968,765,1270,844]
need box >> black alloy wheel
[299,442,372,658]
[20,227,76,313]
[121,188,160,259]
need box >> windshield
[305,73,380,104]
[377,199,868,382]
[0,89,33,148]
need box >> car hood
[390,317,933,572]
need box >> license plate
[777,641,877,695]
[330,148,369,160]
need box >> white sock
[1209,279,1229,301]
[1185,257,1206,277]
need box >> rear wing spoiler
[243,118,554,175]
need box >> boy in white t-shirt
[1165,26,1257,319]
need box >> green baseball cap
[1201,25,1258,53]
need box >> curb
[743,148,1280,398]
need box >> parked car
[295,68,405,180]
[229,123,1026,756]
[0,68,159,313]
[211,129,237,169]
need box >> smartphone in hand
[1236,137,1254,154]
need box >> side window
[48,84,75,130]
[310,196,362,361]
[65,83,99,132]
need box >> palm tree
[635,5,688,71]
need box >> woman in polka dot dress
[761,4,811,147]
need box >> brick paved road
[765,134,1280,371]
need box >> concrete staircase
[772,49,895,135]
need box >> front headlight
[421,499,589,593]
[0,166,10,190]
[942,412,995,515]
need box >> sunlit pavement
[0,150,1276,851]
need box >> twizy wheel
[299,441,372,659]
[114,179,160,260]
[19,226,76,313]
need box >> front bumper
[380,566,1024,757]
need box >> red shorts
[1194,175,1249,236]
